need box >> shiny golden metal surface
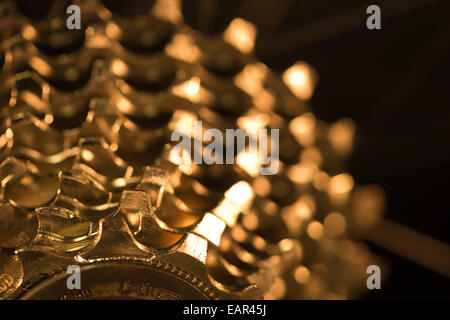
[0,0,384,300]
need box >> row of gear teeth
[0,0,385,299]
[0,150,301,299]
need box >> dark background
[182,0,450,299]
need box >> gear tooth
[53,164,118,221]
[0,117,13,161]
[79,97,121,143]
[162,232,260,299]
[76,209,151,261]
[134,166,204,229]
[282,61,318,101]
[216,181,254,226]
[0,200,37,248]
[223,18,257,54]
[9,71,52,121]
[152,0,183,24]
[76,137,140,190]
[120,189,185,251]
[30,206,101,255]
[8,111,77,173]
[192,212,226,246]
[0,157,58,208]
[175,232,207,264]
[141,165,174,205]
[203,247,263,299]
[0,156,30,181]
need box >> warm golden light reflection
[294,265,310,284]
[225,181,254,209]
[287,162,318,185]
[220,234,232,251]
[111,59,128,77]
[253,89,276,111]
[224,18,257,54]
[21,92,49,114]
[238,246,256,264]
[281,197,315,234]
[262,200,278,216]
[29,57,52,77]
[234,63,275,111]
[282,62,317,100]
[323,212,346,237]
[236,150,261,177]
[264,277,286,300]
[152,0,182,23]
[168,110,197,136]
[22,24,37,41]
[178,233,208,264]
[169,147,194,175]
[105,22,122,39]
[242,211,259,231]
[193,213,226,246]
[300,146,322,166]
[252,235,267,251]
[307,221,324,240]
[126,211,140,226]
[328,173,354,195]
[313,171,329,191]
[213,199,241,227]
[81,149,94,162]
[234,63,267,95]
[252,176,271,197]
[328,173,354,205]
[19,175,33,186]
[279,239,295,252]
[237,113,270,132]
[230,225,247,242]
[112,177,127,188]
[185,77,200,98]
[289,112,316,146]
[172,77,201,103]
[114,79,131,95]
[328,118,356,155]
[165,33,201,62]
[116,97,134,114]
[296,200,313,219]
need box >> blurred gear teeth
[8,112,77,173]
[51,164,118,221]
[0,200,37,249]
[0,156,59,208]
[76,137,140,190]
[0,0,385,300]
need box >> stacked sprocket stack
[0,0,384,300]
